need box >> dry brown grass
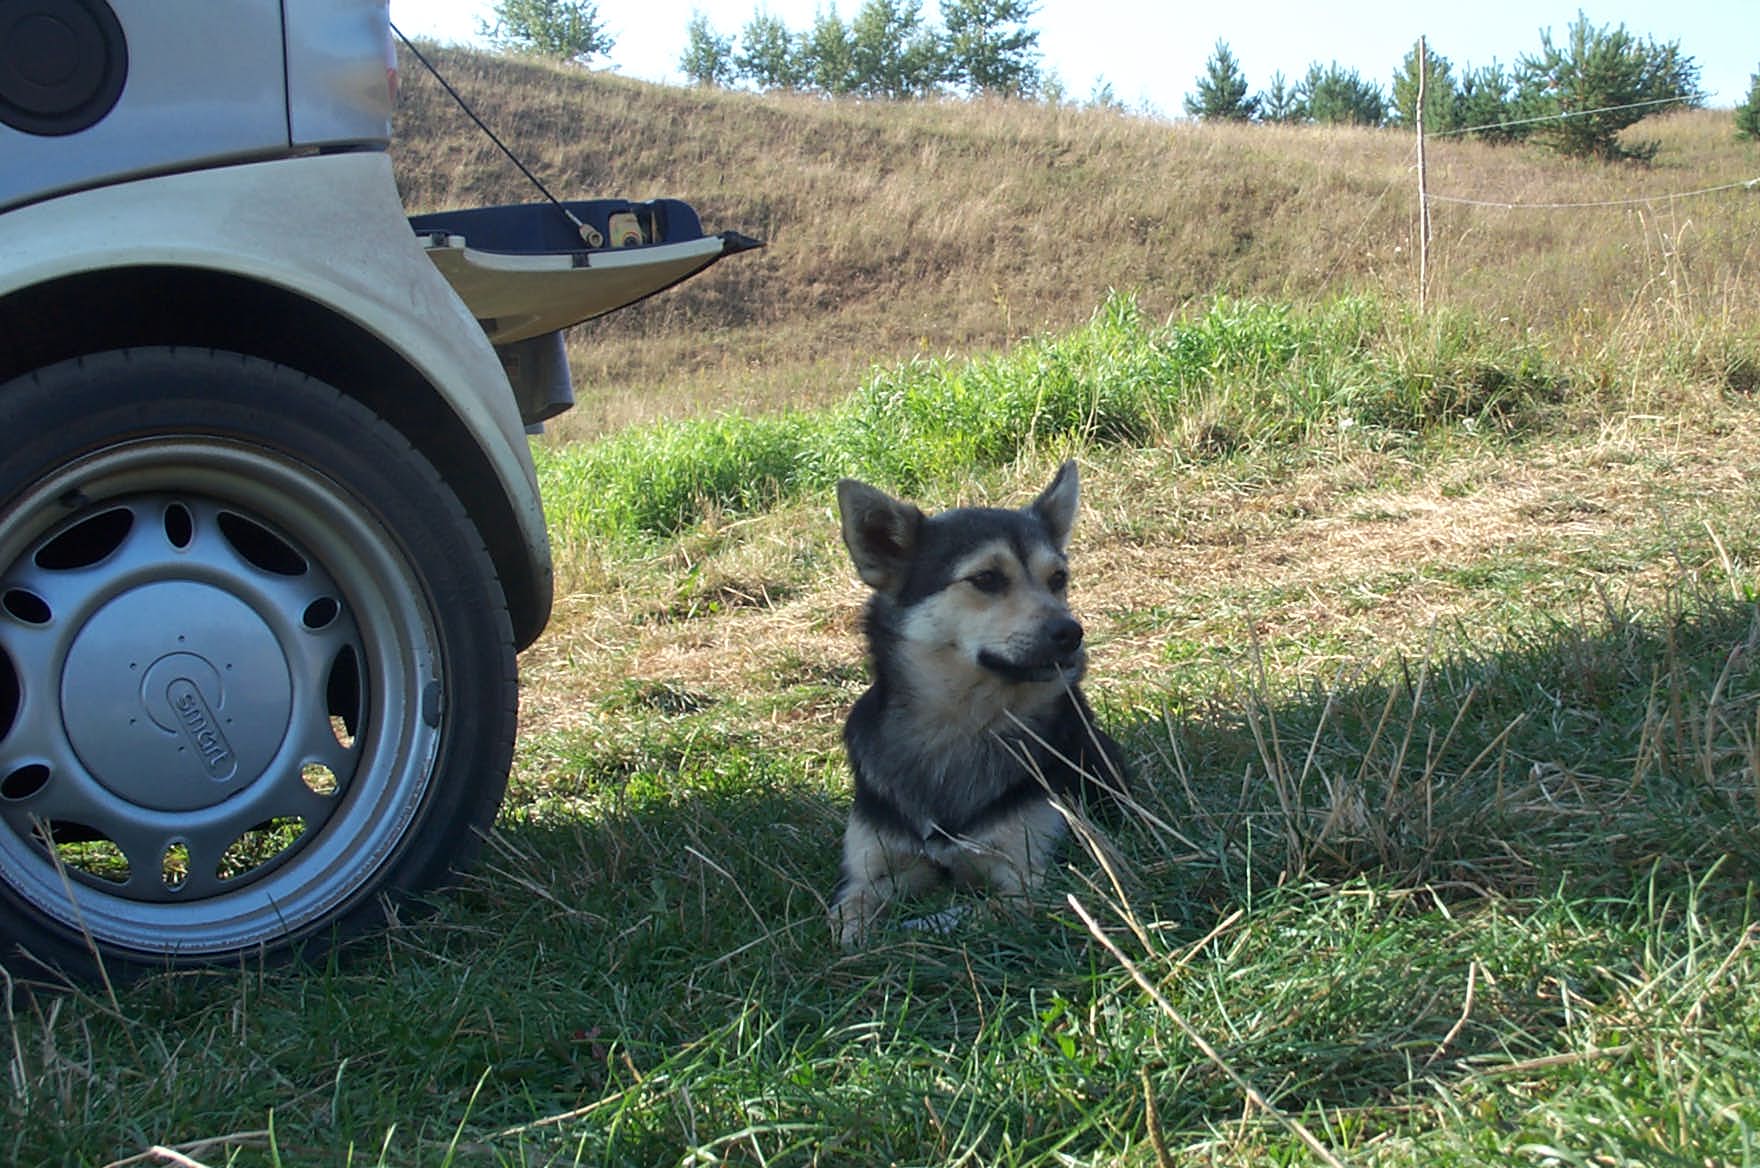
[391,47,1760,441]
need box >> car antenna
[390,23,604,247]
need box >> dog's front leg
[830,814,941,946]
[957,797,1070,906]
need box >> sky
[388,1,1757,113]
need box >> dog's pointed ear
[1029,460,1080,550]
[837,478,923,593]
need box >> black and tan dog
[830,461,1125,944]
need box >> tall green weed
[536,292,1559,545]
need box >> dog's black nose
[1049,616,1084,654]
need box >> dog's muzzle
[977,616,1086,683]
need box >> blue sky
[389,0,1756,112]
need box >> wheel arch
[0,265,550,647]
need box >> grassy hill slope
[391,45,1760,438]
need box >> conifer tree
[1456,62,1523,143]
[1183,40,1257,121]
[1391,44,1459,130]
[1301,61,1385,125]
[1257,71,1304,123]
[1514,12,1703,161]
[1738,66,1760,140]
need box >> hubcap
[63,581,291,812]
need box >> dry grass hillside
[391,45,1760,438]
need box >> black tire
[0,348,518,984]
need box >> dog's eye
[967,568,1007,594]
[1046,568,1069,592]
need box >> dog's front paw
[900,903,973,935]
[829,892,880,948]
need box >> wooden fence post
[1416,35,1431,311]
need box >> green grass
[10,289,1760,1166]
[534,293,1561,551]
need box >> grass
[9,60,1760,1168]
[533,292,1562,554]
[12,310,1760,1164]
[10,582,1760,1165]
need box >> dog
[829,461,1126,944]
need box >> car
[0,0,755,984]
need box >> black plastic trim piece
[0,0,127,136]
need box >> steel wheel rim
[0,437,442,957]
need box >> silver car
[0,0,754,982]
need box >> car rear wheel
[0,348,517,983]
